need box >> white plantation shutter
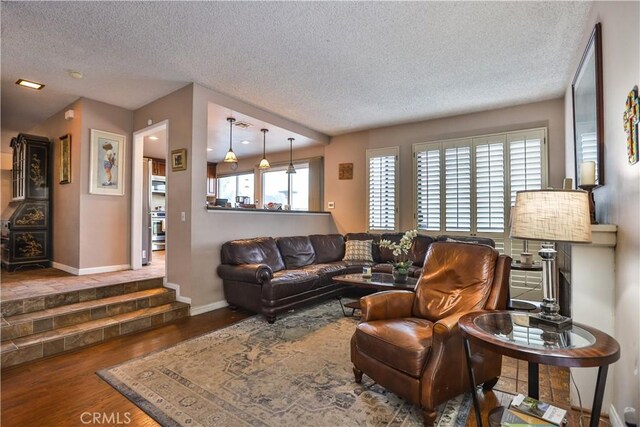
[367,147,398,231]
[507,129,546,298]
[509,131,543,205]
[444,141,471,232]
[475,136,505,233]
[415,146,441,231]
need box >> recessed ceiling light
[148,136,159,141]
[207,148,213,152]
[66,70,84,79]
[241,140,250,145]
[16,79,44,90]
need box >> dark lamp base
[530,314,573,331]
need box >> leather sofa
[217,232,495,323]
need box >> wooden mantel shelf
[590,224,617,247]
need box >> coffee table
[333,273,418,315]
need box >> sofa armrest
[217,264,273,284]
[360,290,415,322]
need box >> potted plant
[379,229,418,283]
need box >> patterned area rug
[98,301,470,426]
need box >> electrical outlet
[181,211,186,222]
[142,250,147,258]
[328,201,335,209]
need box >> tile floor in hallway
[1,251,165,301]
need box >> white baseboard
[78,264,131,275]
[165,282,192,304]
[51,262,79,275]
[190,300,229,316]
[53,262,132,276]
[609,404,625,427]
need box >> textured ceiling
[1,1,592,142]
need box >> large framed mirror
[572,23,604,187]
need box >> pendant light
[223,117,238,163]
[258,128,270,170]
[286,137,296,174]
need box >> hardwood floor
[1,307,600,427]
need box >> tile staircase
[1,277,190,368]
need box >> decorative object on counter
[264,202,282,210]
[519,239,533,266]
[339,163,353,180]
[578,184,598,224]
[511,189,591,330]
[562,178,573,190]
[59,133,71,184]
[624,85,638,165]
[286,137,296,174]
[89,129,125,195]
[258,128,270,170]
[170,148,187,171]
[224,117,238,163]
[580,161,596,186]
[572,22,604,186]
[379,229,418,284]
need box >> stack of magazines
[501,394,568,426]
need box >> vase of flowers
[379,229,418,284]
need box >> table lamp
[510,189,591,330]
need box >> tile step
[1,277,164,317]
[1,302,190,369]
[1,288,177,341]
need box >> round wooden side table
[459,310,620,427]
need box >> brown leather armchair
[351,242,511,426]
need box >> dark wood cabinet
[207,162,217,195]
[151,159,165,177]
[1,134,51,271]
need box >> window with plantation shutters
[444,142,472,232]
[476,136,505,233]
[413,128,547,301]
[366,147,398,231]
[415,147,441,231]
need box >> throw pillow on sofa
[343,240,374,262]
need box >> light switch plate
[181,211,186,222]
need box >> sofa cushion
[355,318,433,377]
[221,237,285,272]
[276,236,316,269]
[265,270,320,300]
[309,234,345,263]
[413,242,498,322]
[345,233,381,262]
[411,234,435,266]
[343,240,374,262]
[300,263,346,278]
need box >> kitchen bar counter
[206,206,330,215]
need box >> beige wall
[564,1,639,415]
[133,84,194,298]
[326,98,566,233]
[78,99,133,269]
[28,99,84,268]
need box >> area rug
[98,301,471,426]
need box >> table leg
[589,365,608,427]
[337,296,348,317]
[464,338,483,427]
[528,362,539,399]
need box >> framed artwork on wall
[59,133,71,184]
[89,129,125,195]
[572,22,604,187]
[339,163,353,180]
[171,148,187,171]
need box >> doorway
[131,121,169,273]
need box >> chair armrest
[360,290,415,322]
[217,264,273,284]
[433,310,491,339]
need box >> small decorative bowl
[264,203,282,210]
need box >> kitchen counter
[206,206,330,215]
